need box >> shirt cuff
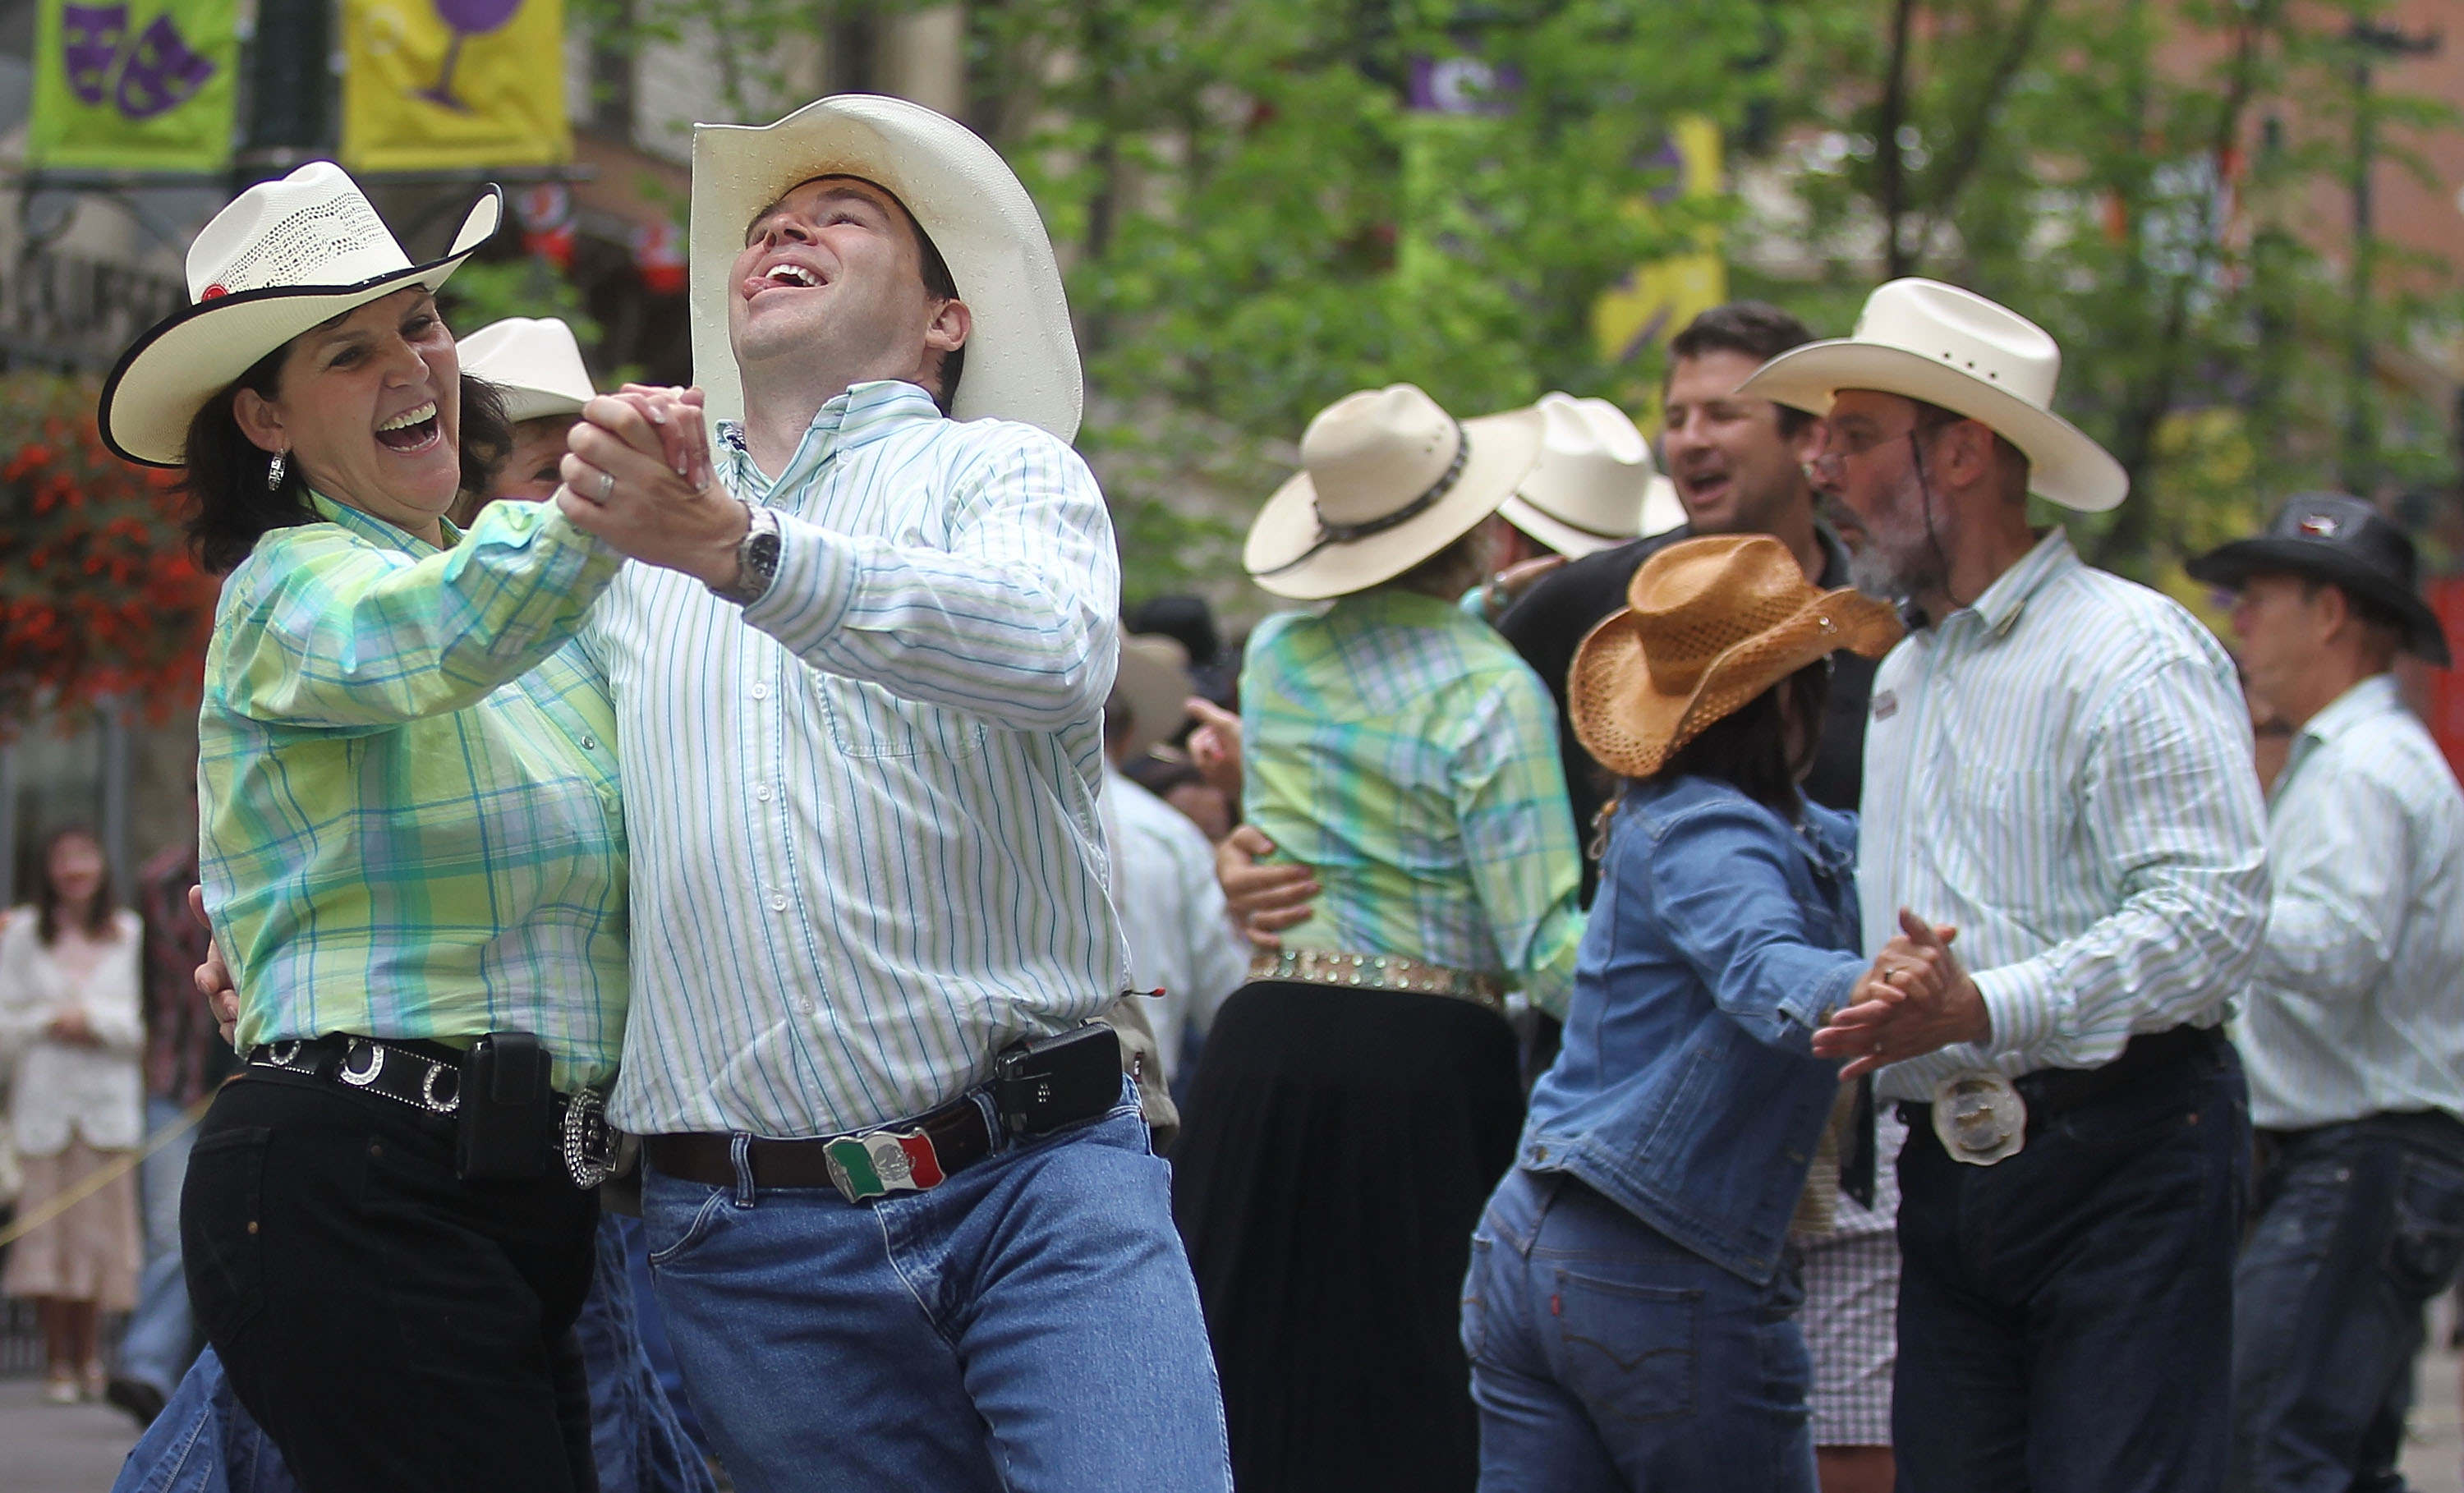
[1973,961,2060,1059]
[741,508,857,655]
[1791,958,1864,1035]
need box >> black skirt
[1172,978,1525,1493]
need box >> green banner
[29,0,236,171]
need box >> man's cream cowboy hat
[690,94,1083,443]
[460,317,596,423]
[1245,384,1543,601]
[1497,393,1683,558]
[1112,634,1194,762]
[1735,278,2127,512]
[100,161,502,467]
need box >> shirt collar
[2296,672,2403,750]
[717,379,945,494]
[1330,586,1483,632]
[306,491,457,555]
[1937,526,2074,641]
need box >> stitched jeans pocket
[1553,1268,1699,1425]
[182,1127,272,1344]
[2384,1150,2464,1299]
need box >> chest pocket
[1941,763,2071,911]
[814,673,982,761]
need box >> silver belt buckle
[559,1089,618,1189]
[1932,1070,2027,1165]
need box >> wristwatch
[710,502,781,606]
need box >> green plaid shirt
[199,495,629,1091]
[1242,590,1585,1016]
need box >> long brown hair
[33,825,118,945]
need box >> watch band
[710,503,782,606]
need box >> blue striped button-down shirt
[1859,529,2270,1103]
[2237,673,2464,1130]
[583,380,1124,1137]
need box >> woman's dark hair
[31,824,117,945]
[1649,659,1832,815]
[184,347,514,575]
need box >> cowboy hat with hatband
[1496,392,1681,558]
[1111,634,1195,764]
[1735,278,2128,513]
[459,317,596,424]
[100,162,502,468]
[690,94,1082,443]
[1244,384,1543,602]
[1571,534,1902,780]
[2187,493,2451,668]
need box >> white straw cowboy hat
[1112,634,1194,762]
[1571,534,1902,779]
[100,161,502,467]
[1245,384,1543,601]
[460,317,596,423]
[690,94,1083,443]
[1497,393,1681,558]
[1735,278,2127,512]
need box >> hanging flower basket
[0,374,216,734]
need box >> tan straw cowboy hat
[1735,278,2127,512]
[691,94,1083,443]
[1571,535,1902,779]
[1497,393,1681,558]
[100,161,502,467]
[1245,384,1542,601]
[459,317,596,423]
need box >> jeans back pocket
[181,1126,272,1344]
[2385,1149,2464,1299]
[1551,1268,1700,1425]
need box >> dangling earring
[266,449,287,491]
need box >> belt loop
[968,1090,1003,1155]
[729,1132,756,1208]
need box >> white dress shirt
[1859,530,2271,1103]
[2236,673,2464,1131]
[1099,766,1249,1085]
[585,381,1125,1137]
[0,910,145,1153]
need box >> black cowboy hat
[2186,493,2450,668]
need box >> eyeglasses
[1806,418,1947,480]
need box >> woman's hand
[1184,698,1243,803]
[45,1006,94,1045]
[1813,910,1988,1080]
[556,388,750,588]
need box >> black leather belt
[646,1091,1000,1204]
[1899,1024,2225,1137]
[241,1033,616,1188]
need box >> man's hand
[1185,697,1243,804]
[556,389,750,588]
[1479,554,1566,621]
[1216,825,1320,951]
[1812,909,1990,1081]
[190,885,239,1048]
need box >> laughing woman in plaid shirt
[98,166,626,1493]
[1172,385,1584,1493]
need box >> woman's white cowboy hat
[99,161,502,467]
[1497,392,1682,558]
[460,317,596,423]
[690,94,1082,443]
[1245,384,1543,601]
[1735,278,2127,512]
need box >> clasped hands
[1810,908,1993,1081]
[553,384,752,590]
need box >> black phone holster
[989,1023,1124,1135]
[456,1031,554,1181]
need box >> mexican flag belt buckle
[824,1126,947,1203]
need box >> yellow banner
[1593,117,1726,419]
[340,0,569,172]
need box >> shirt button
[755,784,772,802]
[578,735,596,750]
[752,684,768,701]
[770,894,788,912]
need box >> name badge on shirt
[1872,690,1898,721]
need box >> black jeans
[1892,1037,2250,1493]
[182,1071,600,1493]
[2229,1110,2464,1493]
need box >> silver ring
[596,469,616,502]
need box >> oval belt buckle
[1931,1070,2027,1165]
[560,1090,617,1189]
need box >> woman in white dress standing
[1,825,145,1402]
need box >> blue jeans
[114,1215,717,1493]
[1461,1169,1817,1493]
[641,1081,1229,1493]
[2230,1111,2464,1493]
[121,1094,201,1396]
[1893,1039,2249,1493]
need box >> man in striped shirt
[2188,494,2464,1493]
[1768,281,2270,1493]
[549,98,1229,1493]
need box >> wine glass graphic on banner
[419,0,520,110]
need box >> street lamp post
[2341,12,2440,497]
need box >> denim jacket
[1518,774,1866,1284]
